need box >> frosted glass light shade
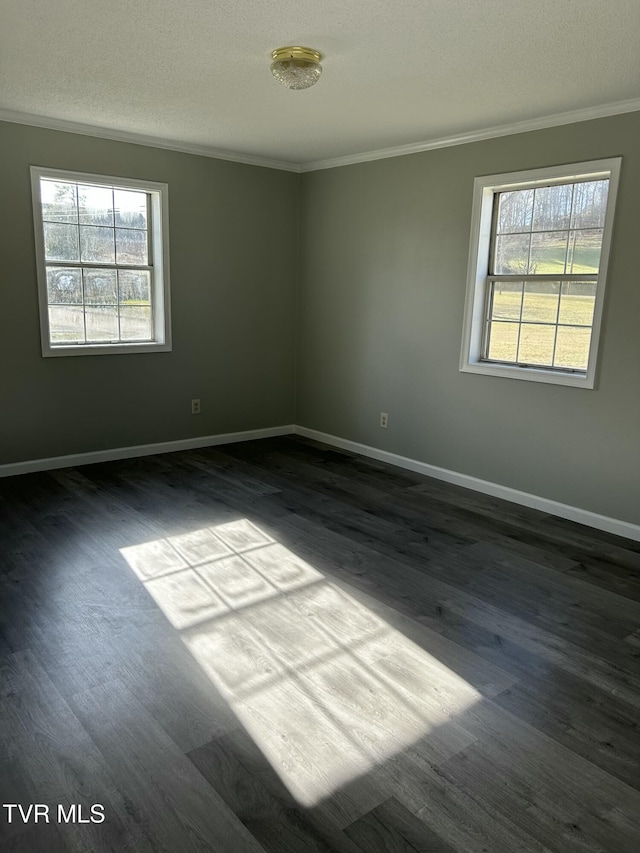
[270,47,322,90]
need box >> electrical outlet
[191,398,201,415]
[380,412,388,428]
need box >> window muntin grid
[484,280,596,371]
[40,178,154,346]
[482,178,609,373]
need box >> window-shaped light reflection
[120,519,481,806]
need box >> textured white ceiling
[1,0,639,168]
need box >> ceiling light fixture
[270,46,322,90]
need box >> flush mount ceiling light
[270,46,322,90]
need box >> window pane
[116,228,148,265]
[571,180,608,229]
[44,222,80,262]
[49,305,85,343]
[487,321,519,362]
[47,267,82,304]
[118,269,151,304]
[84,269,117,304]
[518,324,556,365]
[558,282,596,326]
[567,229,603,274]
[80,226,115,263]
[493,233,530,274]
[521,281,560,323]
[33,170,168,353]
[532,184,573,231]
[497,189,533,234]
[114,190,148,228]
[120,306,153,341]
[78,185,114,226]
[553,326,591,370]
[529,232,568,274]
[41,180,78,223]
[86,306,119,342]
[491,282,523,320]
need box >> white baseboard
[0,425,295,478]
[293,425,640,543]
[2,422,637,542]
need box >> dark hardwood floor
[1,435,639,852]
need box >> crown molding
[2,98,639,176]
[298,97,640,172]
[0,108,301,173]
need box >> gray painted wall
[2,113,638,525]
[297,112,640,525]
[0,122,298,464]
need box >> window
[31,167,171,356]
[460,159,620,388]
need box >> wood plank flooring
[1,435,639,852]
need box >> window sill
[459,359,595,389]
[42,341,172,357]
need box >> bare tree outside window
[485,179,609,371]
[31,167,171,357]
[40,178,153,345]
[461,159,620,388]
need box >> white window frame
[460,158,621,388]
[31,166,171,357]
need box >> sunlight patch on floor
[120,518,480,806]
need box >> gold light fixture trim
[270,46,323,90]
[271,46,321,64]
